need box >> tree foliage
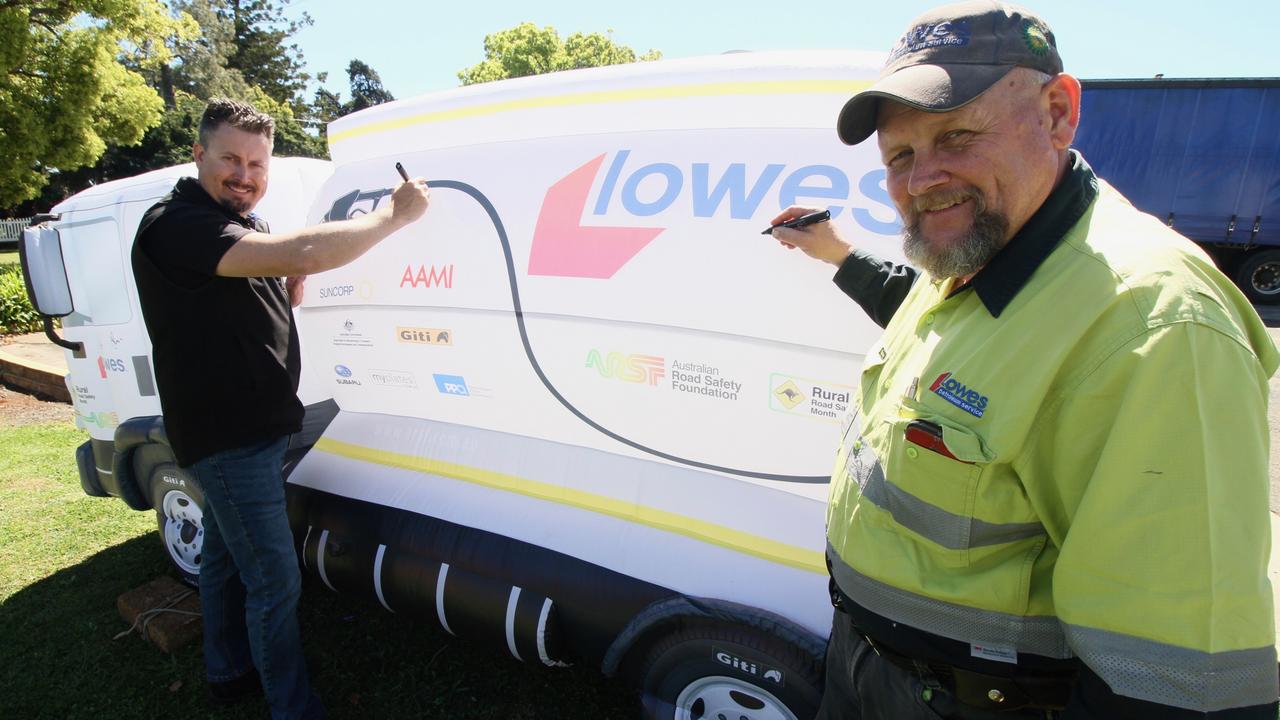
[0,0,197,207]
[457,23,660,86]
[220,0,312,110]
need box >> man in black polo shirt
[131,98,429,719]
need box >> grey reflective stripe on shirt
[1063,623,1279,711]
[828,546,1073,659]
[854,448,1045,550]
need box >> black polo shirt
[131,177,303,467]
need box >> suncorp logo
[318,284,355,299]
[528,151,902,279]
[585,350,665,386]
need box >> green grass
[0,421,638,719]
[0,250,17,267]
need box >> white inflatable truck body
[31,51,903,718]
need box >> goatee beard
[902,190,1008,279]
[218,196,253,216]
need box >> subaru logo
[335,365,352,378]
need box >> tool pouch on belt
[952,667,1073,712]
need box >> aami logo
[585,350,665,386]
[397,327,452,345]
[929,372,988,418]
[433,374,470,396]
[98,356,127,378]
[400,264,454,289]
[528,151,901,279]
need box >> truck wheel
[148,464,205,587]
[638,623,822,720]
[1235,249,1280,304]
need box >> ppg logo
[335,365,353,378]
[433,373,470,396]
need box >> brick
[117,576,203,653]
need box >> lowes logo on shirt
[930,372,988,418]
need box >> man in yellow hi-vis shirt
[771,2,1279,718]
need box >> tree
[457,23,660,86]
[168,0,251,102]
[310,58,395,145]
[345,59,394,115]
[0,0,197,207]
[219,0,312,110]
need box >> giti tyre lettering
[714,647,784,686]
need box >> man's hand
[285,275,306,307]
[387,178,431,228]
[769,205,853,267]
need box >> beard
[217,181,258,216]
[902,187,1008,279]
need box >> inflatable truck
[20,50,903,719]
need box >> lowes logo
[929,372,988,418]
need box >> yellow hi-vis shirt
[827,180,1280,712]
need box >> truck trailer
[1074,78,1280,303]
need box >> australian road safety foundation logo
[769,373,852,422]
[1022,21,1050,56]
[586,350,665,386]
[929,372,988,417]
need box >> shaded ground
[0,382,72,427]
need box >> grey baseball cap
[837,1,1062,146]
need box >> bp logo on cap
[1022,20,1050,56]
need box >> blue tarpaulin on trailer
[1074,79,1280,247]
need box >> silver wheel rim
[673,675,796,720]
[161,489,203,576]
[1251,260,1280,295]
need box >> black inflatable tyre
[148,463,205,587]
[1235,248,1280,304]
[638,622,822,720]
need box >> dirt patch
[0,383,73,428]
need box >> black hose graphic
[425,180,828,484]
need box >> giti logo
[585,350,665,386]
[397,327,452,345]
[400,264,454,289]
[773,380,806,410]
[714,648,784,685]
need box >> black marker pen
[395,162,410,182]
[761,209,831,235]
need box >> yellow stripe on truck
[328,79,872,145]
[313,436,826,574]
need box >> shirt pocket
[871,414,991,567]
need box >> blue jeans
[191,436,323,720]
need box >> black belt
[832,591,1075,712]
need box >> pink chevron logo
[527,154,665,279]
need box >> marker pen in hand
[761,209,831,235]
[395,162,410,182]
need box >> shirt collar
[958,150,1098,317]
[173,176,258,227]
